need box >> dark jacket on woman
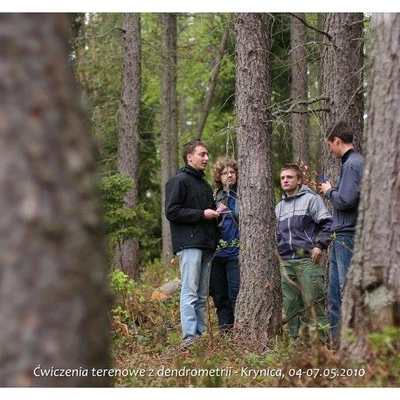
[214,185,239,258]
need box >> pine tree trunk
[320,13,364,181]
[290,13,309,164]
[0,14,110,386]
[319,14,365,292]
[339,13,400,361]
[161,13,178,268]
[234,13,282,347]
[196,19,230,140]
[116,13,141,280]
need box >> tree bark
[339,13,400,361]
[320,13,364,182]
[0,14,110,387]
[290,13,309,164]
[234,13,282,348]
[196,18,230,140]
[161,13,178,268]
[116,13,141,280]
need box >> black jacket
[165,165,217,254]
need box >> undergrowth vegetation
[108,262,400,388]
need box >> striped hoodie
[275,185,333,260]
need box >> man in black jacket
[165,140,219,347]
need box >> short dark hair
[181,140,207,164]
[327,121,353,144]
[279,163,303,182]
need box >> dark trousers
[209,255,240,330]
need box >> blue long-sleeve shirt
[215,186,239,258]
[325,149,363,235]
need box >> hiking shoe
[179,336,200,349]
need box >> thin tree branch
[271,96,330,117]
[289,13,332,41]
[195,17,231,140]
[274,108,330,117]
[75,27,124,41]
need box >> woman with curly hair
[210,157,240,332]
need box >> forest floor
[109,262,400,389]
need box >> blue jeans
[177,248,213,340]
[328,235,354,344]
[210,255,240,330]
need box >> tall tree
[196,17,231,140]
[116,13,141,280]
[73,13,122,174]
[161,13,178,267]
[320,13,364,180]
[290,13,309,164]
[0,14,110,386]
[318,12,365,333]
[339,13,400,361]
[234,13,282,346]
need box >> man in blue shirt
[319,121,364,347]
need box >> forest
[0,12,399,390]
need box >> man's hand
[319,181,332,196]
[311,247,323,264]
[204,209,219,219]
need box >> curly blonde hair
[212,157,238,189]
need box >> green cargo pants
[281,258,329,343]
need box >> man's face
[280,169,301,195]
[187,145,209,171]
[328,137,341,158]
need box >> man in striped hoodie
[276,163,333,343]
